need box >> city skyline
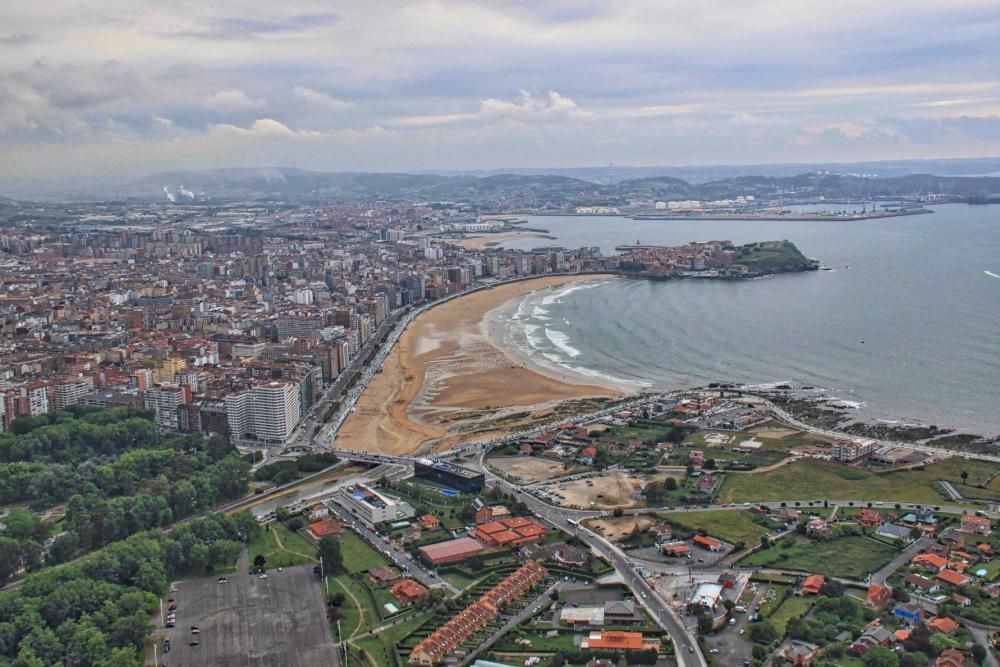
[2,1,1000,181]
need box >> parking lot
[160,564,338,667]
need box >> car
[189,641,200,647]
[217,576,227,583]
[687,645,695,654]
[729,618,736,625]
[190,626,199,631]
[739,628,745,635]
[165,622,175,628]
[709,648,720,654]
[259,573,268,579]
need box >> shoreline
[334,274,627,456]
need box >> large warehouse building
[337,483,415,525]
[413,459,485,493]
[418,537,485,565]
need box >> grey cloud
[16,60,143,110]
[1,33,38,46]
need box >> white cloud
[292,86,352,111]
[203,88,266,112]
[211,118,319,137]
[394,90,591,127]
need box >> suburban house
[912,553,950,572]
[662,542,691,558]
[419,514,440,530]
[368,565,401,586]
[856,509,883,527]
[936,648,965,667]
[307,517,342,539]
[937,569,971,588]
[802,575,825,595]
[903,573,940,595]
[391,579,429,605]
[865,584,893,610]
[928,617,960,635]
[961,514,993,536]
[806,518,833,538]
[776,639,820,666]
[893,602,924,625]
[851,623,894,654]
[876,523,914,542]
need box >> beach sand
[335,275,625,456]
[453,231,549,250]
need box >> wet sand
[335,275,625,456]
[453,231,549,250]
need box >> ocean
[487,204,1000,435]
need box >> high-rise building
[143,383,188,432]
[225,381,301,447]
[54,376,95,410]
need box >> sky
[2,0,1000,182]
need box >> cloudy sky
[2,0,1000,181]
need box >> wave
[986,270,1000,279]
[545,328,582,358]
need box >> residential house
[580,631,659,652]
[851,624,894,654]
[893,602,924,625]
[662,542,691,558]
[369,565,401,586]
[856,509,883,527]
[937,569,971,588]
[928,617,960,635]
[391,579,429,605]
[912,553,950,572]
[877,524,913,542]
[518,443,533,456]
[865,584,893,610]
[307,517,342,539]
[903,573,940,595]
[802,575,825,595]
[936,649,965,667]
[689,450,705,466]
[419,514,440,530]
[776,639,820,666]
[806,518,833,538]
[777,507,800,523]
[961,515,992,536]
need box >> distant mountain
[4,162,1000,204]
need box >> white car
[259,573,268,579]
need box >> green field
[355,612,431,667]
[717,458,1000,505]
[332,574,381,637]
[664,510,770,545]
[769,595,814,635]
[341,530,389,573]
[247,523,317,570]
[739,535,897,579]
[496,630,577,652]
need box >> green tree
[318,536,343,574]
[253,553,267,572]
[862,646,900,667]
[748,621,777,644]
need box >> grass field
[441,569,479,591]
[496,631,577,652]
[247,523,317,570]
[739,535,897,579]
[355,612,431,667]
[341,530,389,573]
[717,458,1000,505]
[332,574,381,637]
[769,595,814,635]
[664,510,769,545]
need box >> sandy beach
[453,231,550,250]
[335,275,626,456]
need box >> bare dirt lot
[547,471,652,510]
[160,564,338,667]
[585,515,657,541]
[488,456,583,483]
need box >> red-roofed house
[936,648,965,667]
[803,575,825,595]
[928,617,960,635]
[419,514,440,530]
[693,535,723,552]
[961,514,992,536]
[856,509,883,527]
[937,569,971,588]
[391,579,429,605]
[308,518,342,539]
[866,584,892,610]
[912,553,950,572]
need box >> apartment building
[143,383,189,432]
[54,376,95,410]
[337,483,415,524]
[225,381,301,447]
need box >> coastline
[334,274,627,456]
[452,231,551,250]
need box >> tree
[748,621,777,644]
[929,633,960,655]
[971,644,987,663]
[253,553,267,572]
[317,536,343,574]
[664,477,678,491]
[862,646,900,667]
[697,612,714,634]
[723,599,736,613]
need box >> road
[326,498,459,595]
[871,536,933,585]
